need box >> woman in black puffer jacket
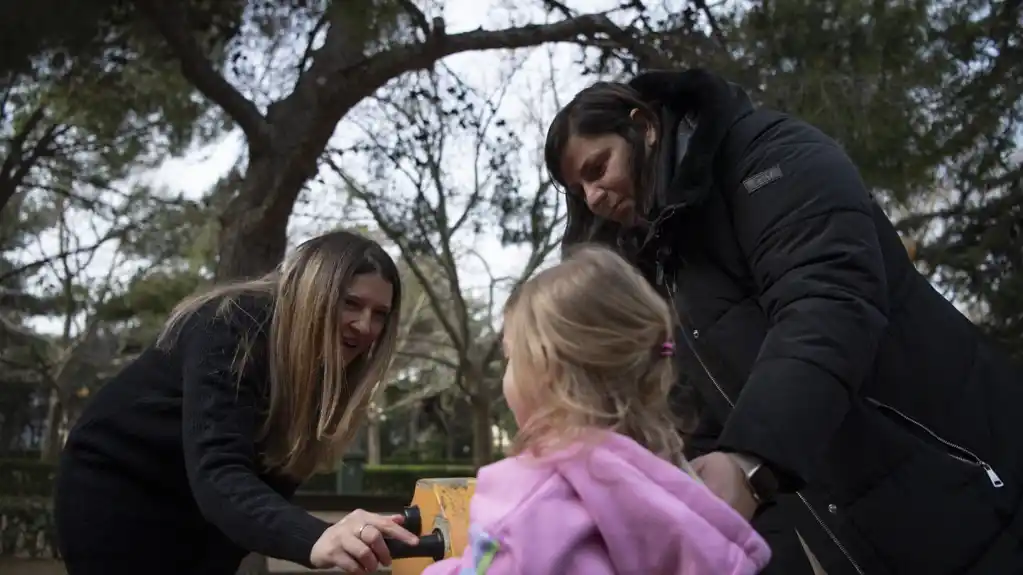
[543,68,1023,575]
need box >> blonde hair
[157,231,402,480]
[503,244,684,464]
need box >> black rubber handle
[385,529,446,562]
[401,505,422,535]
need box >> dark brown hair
[544,82,662,253]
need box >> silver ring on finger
[356,523,369,540]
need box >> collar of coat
[627,68,757,250]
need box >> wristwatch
[744,462,780,505]
[730,453,780,505]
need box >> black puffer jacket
[629,70,1023,575]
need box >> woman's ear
[629,108,657,147]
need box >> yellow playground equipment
[383,478,476,575]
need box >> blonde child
[422,245,770,575]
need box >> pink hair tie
[660,341,676,357]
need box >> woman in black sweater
[54,230,418,574]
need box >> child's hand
[691,452,759,521]
[309,509,419,572]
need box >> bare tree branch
[331,58,568,458]
[295,12,331,85]
[0,217,147,285]
[395,0,432,37]
[365,13,624,84]
[131,0,273,154]
[0,105,62,213]
[328,160,468,354]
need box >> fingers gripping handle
[385,529,446,561]
[401,505,422,535]
[384,505,444,562]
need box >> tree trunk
[407,405,420,458]
[445,431,455,461]
[136,4,621,281]
[0,410,21,456]
[39,388,64,463]
[470,393,492,468]
[367,395,384,465]
[367,418,381,465]
[214,145,318,279]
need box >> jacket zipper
[667,287,865,575]
[865,397,1004,488]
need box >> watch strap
[746,463,780,504]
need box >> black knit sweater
[55,295,330,570]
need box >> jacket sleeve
[180,303,330,565]
[715,134,889,490]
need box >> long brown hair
[157,231,402,480]
[503,244,685,465]
[544,82,663,253]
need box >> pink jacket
[421,431,770,575]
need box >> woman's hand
[309,508,419,572]
[692,452,759,521]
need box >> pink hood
[422,431,770,575]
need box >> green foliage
[0,458,476,555]
[0,458,477,498]
[731,0,945,200]
[917,188,1023,357]
[361,464,477,496]
[0,496,55,558]
[0,188,54,295]
[98,271,204,323]
[0,0,121,79]
[303,463,477,497]
[0,0,238,230]
[299,471,340,493]
[86,263,209,354]
[899,0,1023,354]
[0,458,479,559]
[0,459,55,497]
[2,56,222,195]
[91,186,222,346]
[0,0,253,81]
[719,0,1023,349]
